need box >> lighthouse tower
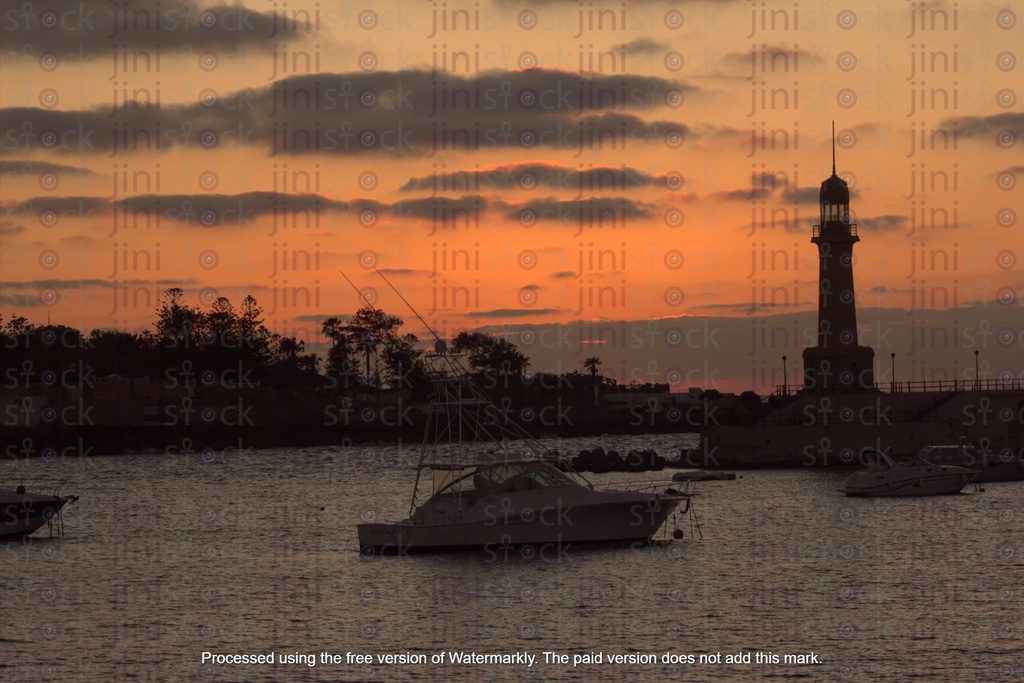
[802,127,875,391]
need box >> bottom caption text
[201,650,822,668]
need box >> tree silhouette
[338,306,425,389]
[322,316,356,391]
[0,291,391,392]
[346,306,398,388]
[87,329,148,377]
[154,287,205,350]
[451,331,530,378]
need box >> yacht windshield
[434,466,519,497]
[492,465,574,494]
[434,463,574,497]
[443,473,478,494]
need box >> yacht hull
[358,493,682,555]
[915,446,1024,483]
[0,492,71,539]
[840,468,977,497]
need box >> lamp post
[782,355,788,396]
[974,349,980,390]
[890,352,895,393]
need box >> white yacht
[838,451,978,497]
[357,344,694,555]
[0,483,78,539]
[916,444,1024,483]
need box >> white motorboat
[838,451,978,497]
[916,444,1024,483]
[0,483,78,539]
[357,343,695,556]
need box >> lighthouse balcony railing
[812,223,858,238]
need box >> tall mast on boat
[340,270,561,515]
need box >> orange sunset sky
[1,0,1022,393]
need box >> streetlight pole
[975,350,980,390]
[890,352,895,393]
[782,355,787,396]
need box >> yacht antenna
[339,269,374,308]
[339,269,475,378]
[372,267,445,347]
[338,270,434,512]
[341,268,451,354]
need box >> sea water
[2,434,1019,682]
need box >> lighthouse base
[802,345,875,392]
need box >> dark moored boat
[1,484,77,539]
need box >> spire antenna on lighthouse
[831,121,836,176]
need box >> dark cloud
[702,176,848,205]
[709,187,773,202]
[1,195,111,220]
[6,191,663,233]
[0,161,97,176]
[1,190,110,229]
[750,171,796,191]
[0,106,207,157]
[858,215,908,231]
[1,192,371,228]
[780,186,821,203]
[376,268,431,276]
[613,38,669,56]
[390,195,489,221]
[690,302,767,312]
[155,279,200,286]
[461,308,561,318]
[0,278,196,289]
[1,0,306,56]
[0,278,116,289]
[400,161,674,192]
[0,220,26,236]
[114,192,370,226]
[711,126,747,140]
[719,45,824,76]
[938,113,1024,138]
[497,196,657,227]
[0,69,693,157]
[549,271,576,279]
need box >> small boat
[916,444,1024,483]
[0,483,78,539]
[357,342,696,555]
[672,470,737,481]
[838,451,978,497]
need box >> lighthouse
[802,126,875,391]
